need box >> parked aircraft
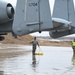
[0,0,75,41]
[13,0,75,38]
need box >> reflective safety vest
[72,41,75,46]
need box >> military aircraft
[0,0,75,41]
[0,0,52,41]
[13,0,75,38]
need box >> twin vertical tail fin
[13,0,52,36]
[52,0,75,26]
[50,0,75,38]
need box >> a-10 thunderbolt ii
[0,0,75,41]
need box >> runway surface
[0,44,75,75]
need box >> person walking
[30,37,39,55]
[72,39,75,54]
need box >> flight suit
[30,40,39,55]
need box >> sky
[2,0,75,14]
[3,0,55,14]
[2,0,75,37]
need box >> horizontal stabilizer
[13,0,52,36]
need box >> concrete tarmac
[0,44,75,75]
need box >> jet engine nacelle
[0,1,14,23]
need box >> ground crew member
[30,37,39,55]
[72,39,75,54]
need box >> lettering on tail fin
[29,3,38,6]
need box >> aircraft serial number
[29,3,38,6]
